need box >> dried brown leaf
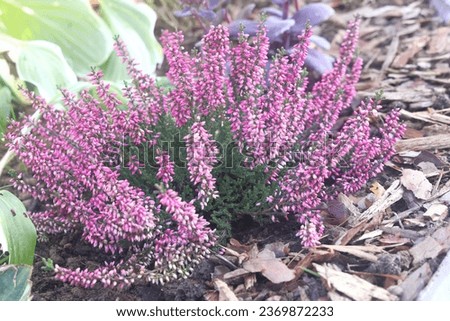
[400,169,432,199]
[243,249,295,284]
[228,238,254,253]
[370,181,386,199]
[413,151,447,167]
[417,162,440,176]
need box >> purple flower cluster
[155,188,216,281]
[7,80,157,254]
[156,150,175,186]
[185,121,219,209]
[160,18,404,246]
[7,17,403,288]
[6,61,215,287]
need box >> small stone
[433,94,450,110]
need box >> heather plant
[6,18,404,288]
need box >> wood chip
[337,193,362,225]
[319,245,383,262]
[244,274,257,290]
[427,27,450,54]
[223,268,251,281]
[409,236,444,265]
[355,229,384,242]
[360,180,404,220]
[423,203,448,221]
[335,220,368,245]
[313,263,398,301]
[430,224,450,251]
[400,110,450,126]
[396,134,450,152]
[213,279,239,301]
[399,263,432,301]
[392,35,428,68]
[380,226,425,240]
[328,291,352,301]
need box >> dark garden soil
[3,0,450,301]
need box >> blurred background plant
[171,0,335,75]
[0,0,163,139]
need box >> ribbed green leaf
[0,190,36,265]
[0,265,32,301]
[0,0,113,75]
[0,85,13,136]
[99,0,163,80]
[17,40,77,101]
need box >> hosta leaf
[0,190,36,265]
[17,40,77,101]
[99,0,163,81]
[0,0,113,75]
[0,86,13,136]
[0,265,32,301]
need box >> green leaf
[99,0,163,81]
[0,0,113,75]
[16,40,77,101]
[0,265,32,301]
[0,86,12,133]
[0,190,36,265]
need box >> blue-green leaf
[99,0,163,81]
[0,265,32,301]
[16,40,77,101]
[0,0,113,75]
[0,86,13,136]
[0,190,36,265]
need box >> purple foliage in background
[177,0,336,75]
